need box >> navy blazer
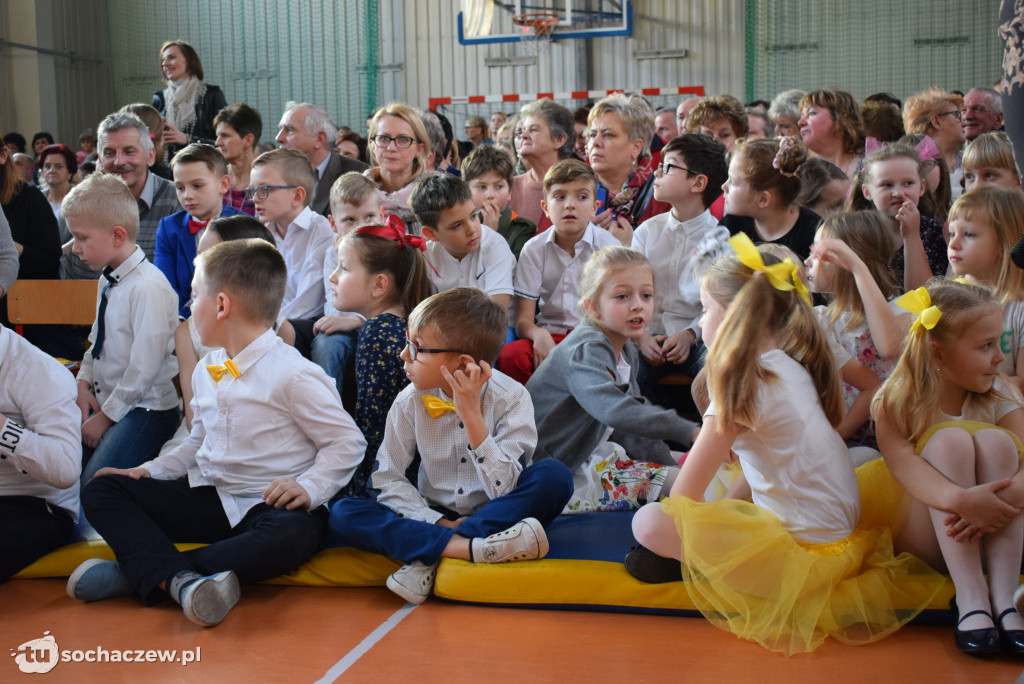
[155,203,241,317]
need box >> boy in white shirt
[329,288,572,604]
[631,133,730,400]
[65,174,180,483]
[69,239,366,627]
[409,173,516,313]
[497,159,619,384]
[0,326,82,580]
[250,148,335,320]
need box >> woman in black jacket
[152,40,227,159]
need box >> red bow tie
[188,218,208,235]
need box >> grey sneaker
[387,561,439,604]
[472,518,549,563]
[180,571,240,627]
[66,558,134,602]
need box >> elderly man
[275,101,368,217]
[654,107,678,145]
[12,153,35,185]
[961,87,1003,142]
[60,112,179,279]
[675,97,702,134]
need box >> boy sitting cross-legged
[329,287,573,604]
[69,238,366,627]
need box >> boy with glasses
[631,133,730,400]
[328,287,573,604]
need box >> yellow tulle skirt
[660,459,946,655]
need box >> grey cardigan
[525,321,697,472]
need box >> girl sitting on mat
[873,280,1024,656]
[627,233,943,655]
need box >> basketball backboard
[458,0,633,45]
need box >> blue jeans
[81,407,180,483]
[329,459,573,565]
[311,330,358,399]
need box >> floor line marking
[314,602,419,683]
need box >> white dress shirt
[0,327,82,519]
[372,369,537,523]
[140,329,365,526]
[77,246,179,422]
[268,206,336,319]
[632,209,725,338]
[426,227,516,297]
[514,224,619,334]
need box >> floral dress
[339,312,409,499]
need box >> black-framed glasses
[656,161,698,176]
[938,109,962,121]
[243,184,297,201]
[405,335,461,361]
[372,134,417,149]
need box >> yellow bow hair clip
[896,287,942,331]
[728,233,810,305]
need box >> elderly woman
[367,103,432,231]
[510,98,577,228]
[37,144,77,219]
[768,89,805,138]
[153,40,227,157]
[902,87,966,198]
[685,95,749,151]
[797,89,865,180]
[586,93,670,245]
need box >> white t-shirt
[426,226,516,298]
[706,349,860,544]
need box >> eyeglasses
[372,134,417,149]
[921,159,939,172]
[243,185,297,201]
[938,110,962,121]
[405,335,462,361]
[656,161,698,176]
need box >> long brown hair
[0,122,24,205]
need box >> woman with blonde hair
[367,103,432,232]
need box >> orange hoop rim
[512,12,560,38]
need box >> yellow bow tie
[896,286,942,332]
[207,359,241,382]
[728,233,811,305]
[422,395,456,418]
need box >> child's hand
[896,200,921,240]
[531,330,557,369]
[441,360,492,417]
[662,330,696,364]
[94,466,150,479]
[607,215,634,247]
[810,237,864,274]
[81,412,113,449]
[478,200,502,231]
[436,516,468,529]
[314,314,362,335]
[76,382,100,423]
[637,332,665,366]
[948,479,1019,540]
[263,477,312,510]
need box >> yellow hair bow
[952,276,971,285]
[422,395,457,419]
[206,359,241,382]
[728,233,811,305]
[896,287,942,331]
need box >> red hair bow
[353,214,438,275]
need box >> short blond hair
[196,238,286,325]
[62,173,139,240]
[588,93,656,159]
[252,148,315,207]
[329,171,379,212]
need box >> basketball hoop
[512,13,559,56]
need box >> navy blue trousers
[0,496,74,581]
[330,459,573,565]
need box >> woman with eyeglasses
[153,40,227,161]
[366,104,432,234]
[902,88,967,200]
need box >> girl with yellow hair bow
[873,279,1024,655]
[626,235,944,654]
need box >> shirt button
[458,422,464,429]
[495,480,501,486]
[477,457,484,464]
[458,487,464,494]
[460,457,466,463]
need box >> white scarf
[163,75,202,131]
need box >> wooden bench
[6,279,98,334]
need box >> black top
[721,206,823,261]
[152,83,228,154]
[1,183,61,279]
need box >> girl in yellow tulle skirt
[873,280,1024,655]
[628,236,945,655]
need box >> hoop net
[512,13,559,56]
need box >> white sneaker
[472,518,549,563]
[386,561,438,604]
[180,571,240,627]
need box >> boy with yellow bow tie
[329,287,573,604]
[70,238,365,627]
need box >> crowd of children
[5,66,1024,658]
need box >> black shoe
[955,609,1000,656]
[997,607,1024,656]
[624,545,683,584]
